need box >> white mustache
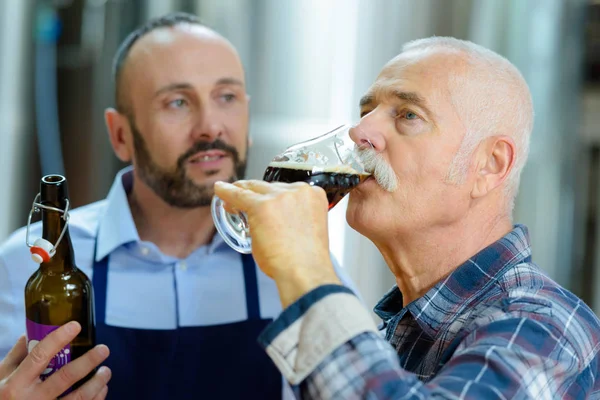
[358,147,398,192]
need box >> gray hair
[402,37,534,212]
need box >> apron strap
[91,244,109,326]
[241,253,261,320]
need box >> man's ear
[105,108,133,163]
[471,135,515,199]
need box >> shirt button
[140,247,150,256]
[179,261,187,271]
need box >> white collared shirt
[0,167,359,399]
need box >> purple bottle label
[25,319,72,380]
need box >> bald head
[394,38,533,208]
[112,12,240,115]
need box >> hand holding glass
[211,124,370,253]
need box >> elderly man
[215,37,600,399]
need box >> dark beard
[129,118,247,208]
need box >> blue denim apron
[92,244,282,399]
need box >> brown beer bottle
[24,175,95,395]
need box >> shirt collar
[373,224,533,338]
[95,166,230,261]
[95,167,140,261]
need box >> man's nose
[192,107,224,141]
[349,114,385,152]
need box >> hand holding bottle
[23,175,97,395]
[0,322,110,400]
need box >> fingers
[92,384,109,400]
[215,179,329,218]
[233,179,309,193]
[0,335,27,379]
[44,345,110,399]
[214,181,263,212]
[215,180,315,209]
[241,179,327,202]
[12,321,81,387]
[230,179,277,194]
[61,366,111,400]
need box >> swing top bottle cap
[30,238,53,264]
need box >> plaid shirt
[259,225,600,399]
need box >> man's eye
[221,93,236,102]
[405,111,418,120]
[169,99,188,108]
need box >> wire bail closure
[25,193,70,263]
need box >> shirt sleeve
[258,285,593,399]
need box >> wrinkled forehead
[368,52,453,103]
[366,51,470,118]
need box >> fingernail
[95,345,109,358]
[66,321,79,334]
[98,366,112,382]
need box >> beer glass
[211,124,371,254]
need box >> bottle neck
[40,208,75,272]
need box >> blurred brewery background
[1,0,600,319]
